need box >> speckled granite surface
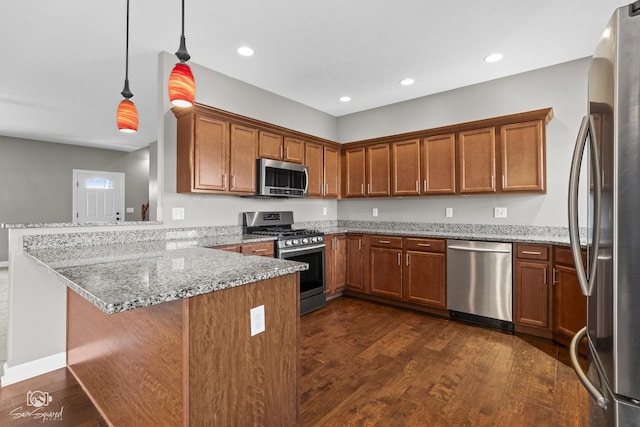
[27,245,306,314]
[1,221,162,229]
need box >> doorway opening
[72,169,125,224]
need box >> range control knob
[292,239,299,246]
[284,240,292,246]
[317,236,323,242]
[302,238,309,244]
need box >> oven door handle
[279,244,326,257]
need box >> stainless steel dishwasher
[446,240,513,331]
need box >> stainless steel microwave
[257,158,308,197]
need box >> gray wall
[0,136,150,261]
[336,58,590,227]
[157,52,340,228]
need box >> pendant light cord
[175,0,190,62]
[121,0,133,99]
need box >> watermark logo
[9,390,64,422]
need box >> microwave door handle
[303,168,309,194]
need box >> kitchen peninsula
[9,225,307,426]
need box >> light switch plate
[372,208,379,217]
[172,207,185,220]
[322,207,328,216]
[494,207,507,218]
[445,208,453,218]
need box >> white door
[73,170,125,223]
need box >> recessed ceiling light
[400,78,415,86]
[339,96,351,102]
[484,53,503,63]
[237,46,254,57]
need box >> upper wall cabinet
[305,142,324,197]
[323,146,340,198]
[258,133,305,164]
[341,107,552,199]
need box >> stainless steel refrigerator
[568,2,640,426]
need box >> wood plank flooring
[0,296,589,426]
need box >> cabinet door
[404,251,446,307]
[305,142,324,197]
[553,264,587,340]
[346,235,364,290]
[258,131,283,160]
[369,247,402,299]
[367,144,391,196]
[423,133,456,194]
[392,139,421,196]
[323,146,340,198]
[500,120,545,192]
[229,124,257,193]
[514,260,549,328]
[459,127,496,193]
[240,241,274,257]
[325,235,336,296]
[333,235,347,292]
[194,115,228,191]
[284,137,305,164]
[343,148,366,197]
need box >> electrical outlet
[126,207,134,213]
[322,207,328,216]
[172,207,185,220]
[372,208,379,217]
[250,305,265,336]
[445,208,453,218]
[494,207,507,218]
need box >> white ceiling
[0,0,630,152]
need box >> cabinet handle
[502,175,506,188]
[491,175,495,189]
[417,243,431,247]
[522,251,542,255]
[544,267,548,285]
[223,174,227,189]
[378,240,391,244]
[324,183,327,195]
[280,145,283,158]
[406,253,409,266]
[358,239,362,250]
[552,268,557,285]
[416,180,419,192]
[286,146,289,159]
[232,175,236,189]
[361,183,364,195]
[253,248,267,253]
[367,183,371,194]
[397,253,401,265]
[423,180,427,192]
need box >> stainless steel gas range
[242,211,326,315]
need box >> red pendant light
[116,0,138,133]
[168,0,196,107]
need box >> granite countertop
[315,225,581,247]
[26,238,305,315]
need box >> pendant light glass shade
[116,0,137,133]
[168,0,195,108]
[168,62,195,107]
[117,99,138,133]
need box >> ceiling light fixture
[484,53,503,63]
[116,0,138,133]
[400,78,415,86]
[339,96,351,102]
[168,0,196,107]
[237,46,254,57]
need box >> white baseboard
[0,260,8,268]
[1,352,66,386]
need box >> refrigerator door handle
[568,115,602,296]
[570,327,608,409]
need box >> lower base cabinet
[346,234,365,291]
[552,246,587,346]
[326,234,347,297]
[404,242,446,308]
[513,244,552,337]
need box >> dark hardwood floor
[0,296,588,426]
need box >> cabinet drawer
[241,241,275,257]
[369,235,403,249]
[553,246,585,267]
[215,244,240,253]
[405,238,445,253]
[516,244,549,261]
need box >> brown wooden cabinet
[346,234,365,291]
[403,238,446,307]
[500,121,545,192]
[214,241,274,257]
[176,110,257,195]
[514,244,551,337]
[552,246,587,346]
[367,144,391,196]
[323,146,340,198]
[229,124,258,193]
[325,234,347,298]
[343,147,366,197]
[422,133,456,194]
[368,235,403,299]
[392,139,421,196]
[305,142,324,197]
[258,130,284,161]
[283,137,305,164]
[458,127,497,193]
